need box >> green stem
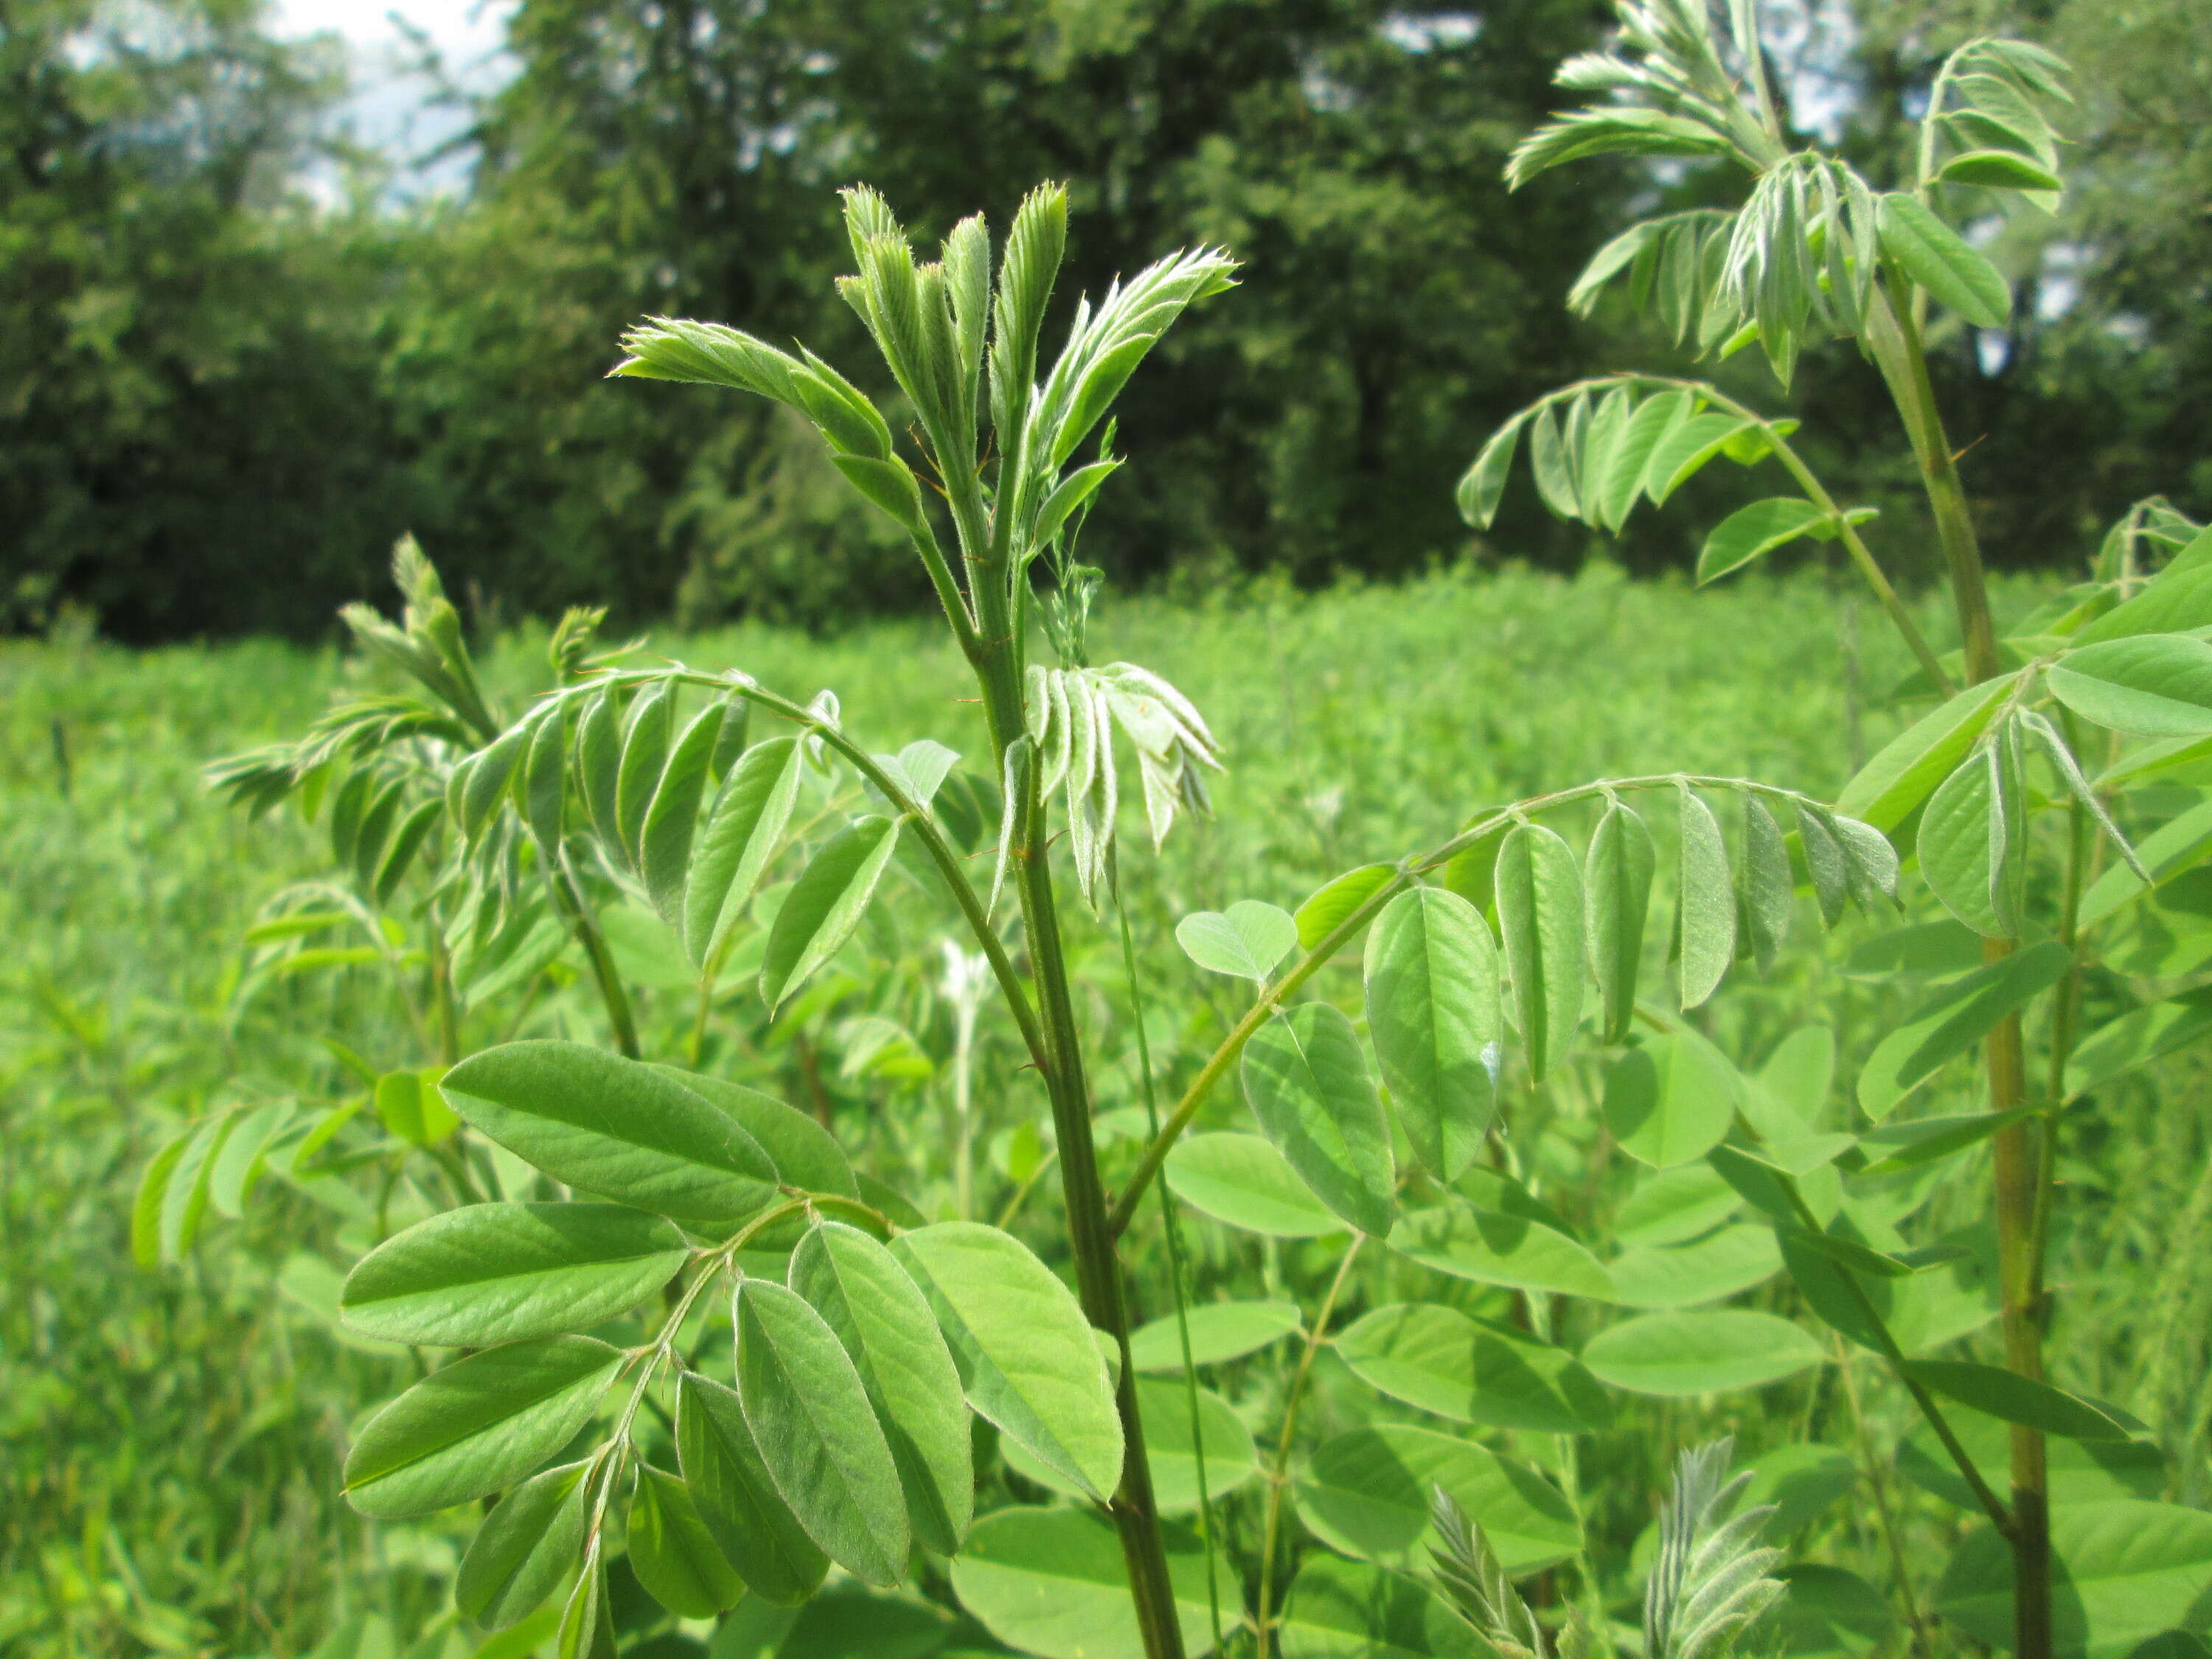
[1833,1335,1932,1652]
[961,518,1186,1659]
[1865,277,2048,1659]
[1776,1181,2014,1536]
[1117,881,1223,1653]
[1255,1237,1363,1659]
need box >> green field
[7,566,2209,1659]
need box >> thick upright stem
[1867,279,2048,1659]
[974,645,1186,1659]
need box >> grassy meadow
[4,566,2208,1659]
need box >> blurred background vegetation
[4,0,2207,642]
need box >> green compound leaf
[1697,497,1829,585]
[1602,1031,1738,1169]
[685,736,804,969]
[1495,821,1585,1082]
[1128,1300,1302,1372]
[1240,1003,1397,1239]
[1363,886,1499,1183]
[1458,411,1527,531]
[1741,793,1794,970]
[1616,1163,1743,1247]
[629,1465,746,1618]
[1878,192,2011,328]
[341,1203,689,1347]
[613,679,675,866]
[641,700,726,930]
[1938,148,2063,192]
[1176,899,1299,981]
[342,1336,622,1518]
[1001,1377,1259,1513]
[733,1279,910,1586]
[1579,1310,1823,1396]
[555,1551,616,1659]
[1278,1556,1494,1659]
[1598,391,1692,530]
[1681,787,1734,1009]
[2048,635,2212,737]
[1164,1133,1344,1237]
[1917,734,2027,939]
[1606,1225,1784,1310]
[890,1222,1123,1502]
[1899,1411,2166,1514]
[440,1040,779,1228]
[1935,1502,2212,1659]
[760,815,902,1012]
[948,1506,1234,1659]
[1332,1301,1613,1433]
[1857,942,2072,1119]
[790,1221,973,1555]
[1899,1361,2141,1442]
[1290,1424,1581,1575]
[574,687,624,846]
[456,1459,592,1630]
[662,1067,857,1199]
[1585,799,1656,1043]
[675,1371,827,1607]
[1388,1198,1613,1301]
[1296,864,1397,950]
[1646,413,1758,505]
[1838,676,2014,832]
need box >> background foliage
[4,0,2208,640]
[10,569,2212,1655]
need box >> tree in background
[386,0,1627,630]
[3,0,2208,639]
[0,0,417,639]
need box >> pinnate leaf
[675,1372,827,1606]
[1495,822,1584,1081]
[1878,192,2011,328]
[1697,498,1829,584]
[1240,1002,1398,1237]
[440,1041,780,1228]
[456,1459,593,1630]
[890,1222,1123,1502]
[1364,886,1500,1181]
[1178,900,1298,981]
[789,1220,973,1554]
[630,1465,746,1617]
[341,1202,689,1346]
[733,1279,909,1585]
[760,815,902,1011]
[343,1336,622,1518]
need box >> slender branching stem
[550,855,642,1060]
[1117,883,1224,1653]
[1255,1237,1363,1659]
[1832,1336,1933,1652]
[1110,772,1837,1237]
[1776,1183,2015,1536]
[1572,372,1953,694]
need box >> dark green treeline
[4,0,2206,641]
